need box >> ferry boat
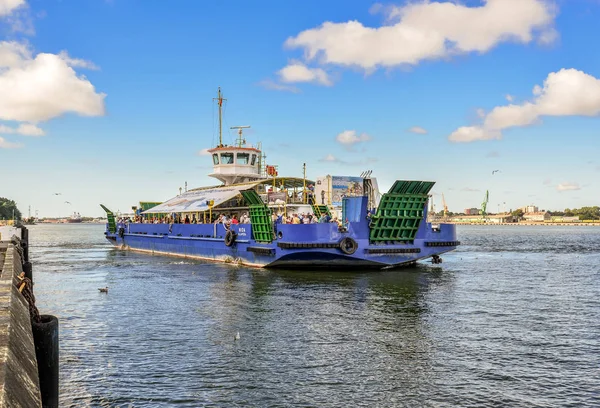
[101,88,459,269]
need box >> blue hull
[105,220,458,269]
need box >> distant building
[522,211,551,222]
[521,205,539,213]
[464,208,480,215]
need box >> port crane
[481,190,489,219]
[442,193,448,219]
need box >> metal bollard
[32,315,59,408]
[23,261,33,281]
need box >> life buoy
[339,237,358,255]
[225,230,237,247]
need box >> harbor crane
[481,190,489,219]
[230,125,250,147]
[442,193,448,219]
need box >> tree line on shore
[0,198,21,221]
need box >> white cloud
[258,79,300,93]
[407,126,427,134]
[335,130,371,146]
[0,41,106,122]
[0,122,44,136]
[277,62,331,86]
[0,136,22,148]
[0,0,24,17]
[284,0,556,72]
[322,154,338,162]
[505,94,514,102]
[0,40,31,67]
[556,182,581,192]
[449,126,501,142]
[461,187,480,192]
[197,148,211,156]
[58,50,99,70]
[449,68,600,142]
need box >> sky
[1,0,599,218]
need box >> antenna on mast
[213,87,227,147]
[230,126,250,147]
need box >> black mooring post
[23,261,33,281]
[21,227,29,262]
[32,315,59,408]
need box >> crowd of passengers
[118,211,342,226]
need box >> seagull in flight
[492,170,501,175]
[54,192,61,195]
[65,201,71,204]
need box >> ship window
[212,154,219,165]
[237,153,249,165]
[251,154,257,166]
[221,153,234,164]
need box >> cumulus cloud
[556,182,581,192]
[0,136,22,148]
[408,126,427,134]
[449,68,600,142]
[0,122,44,136]
[505,94,514,102]
[277,62,331,86]
[335,130,371,146]
[319,154,342,163]
[258,79,300,93]
[197,148,211,156]
[284,0,556,73]
[58,50,99,70]
[0,0,25,17]
[0,41,106,123]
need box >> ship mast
[213,87,227,147]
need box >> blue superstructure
[101,88,459,269]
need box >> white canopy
[141,181,261,214]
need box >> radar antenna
[230,125,251,147]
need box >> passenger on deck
[184,215,190,224]
[231,215,239,224]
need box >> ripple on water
[26,224,600,407]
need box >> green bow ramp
[369,180,435,243]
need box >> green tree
[0,198,22,221]
[511,209,524,218]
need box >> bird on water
[234,331,240,341]
[98,287,108,293]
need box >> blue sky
[1,0,599,218]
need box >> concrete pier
[0,234,42,406]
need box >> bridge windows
[236,153,250,165]
[212,154,219,165]
[221,152,234,164]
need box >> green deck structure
[369,180,435,243]
[240,189,275,243]
[139,201,162,212]
[100,204,117,233]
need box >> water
[29,224,600,407]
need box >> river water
[28,224,599,407]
